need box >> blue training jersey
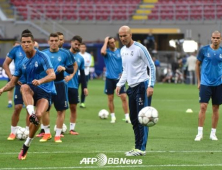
[14,50,56,94]
[43,48,74,81]
[104,48,123,79]
[7,45,26,83]
[197,45,222,86]
[66,53,85,89]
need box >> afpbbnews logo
[80,153,143,166]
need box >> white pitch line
[1,164,222,170]
[0,150,222,155]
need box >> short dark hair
[21,33,34,41]
[108,37,114,40]
[71,35,82,43]
[80,43,86,46]
[49,33,59,39]
[21,29,32,35]
[57,32,64,36]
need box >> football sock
[198,127,203,135]
[110,113,115,118]
[25,126,29,131]
[41,124,44,129]
[70,123,76,131]
[24,137,33,147]
[211,128,216,135]
[55,128,62,137]
[26,105,35,115]
[44,125,50,134]
[125,113,129,119]
[11,126,17,134]
[8,100,12,104]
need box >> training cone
[186,109,193,113]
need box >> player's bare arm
[32,68,55,86]
[101,37,109,56]
[195,60,201,90]
[0,76,19,95]
[147,87,154,97]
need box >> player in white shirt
[78,43,92,108]
[116,26,156,156]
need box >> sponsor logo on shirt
[219,54,222,59]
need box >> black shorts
[29,84,51,111]
[68,88,79,104]
[104,77,126,95]
[199,84,222,105]
[14,85,23,105]
[52,81,69,111]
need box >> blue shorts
[14,85,23,105]
[68,88,79,104]
[52,81,69,111]
[29,84,51,111]
[104,77,126,95]
[199,84,222,105]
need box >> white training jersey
[9,60,15,75]
[78,52,92,75]
[117,41,156,88]
[187,55,197,71]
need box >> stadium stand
[9,0,141,21]
[6,0,222,21]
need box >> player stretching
[116,26,156,156]
[3,30,32,140]
[101,36,130,123]
[0,33,56,160]
[40,33,74,143]
[65,36,88,135]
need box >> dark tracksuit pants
[127,81,152,151]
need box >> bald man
[194,30,222,141]
[116,26,156,156]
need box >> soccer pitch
[0,80,221,170]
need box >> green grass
[0,80,222,170]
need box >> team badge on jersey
[35,61,38,67]
[58,56,61,61]
[207,53,210,57]
[23,64,26,69]
[131,51,134,56]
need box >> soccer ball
[138,106,159,127]
[54,124,67,133]
[16,126,29,140]
[98,109,109,119]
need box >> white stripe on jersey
[117,41,156,88]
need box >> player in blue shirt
[195,31,222,141]
[65,35,88,135]
[3,29,32,141]
[40,33,74,143]
[101,37,129,124]
[0,33,56,160]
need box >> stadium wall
[1,21,221,45]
